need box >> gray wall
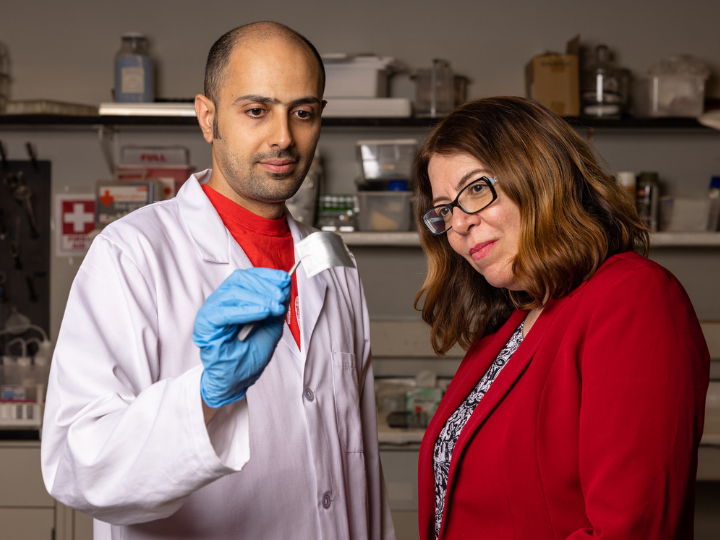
[2,0,720,105]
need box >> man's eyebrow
[231,94,280,106]
[230,95,322,107]
[290,97,322,107]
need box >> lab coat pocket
[331,352,364,453]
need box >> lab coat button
[304,387,315,402]
[322,492,331,509]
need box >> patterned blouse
[432,321,525,539]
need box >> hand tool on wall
[26,142,39,171]
[14,183,39,239]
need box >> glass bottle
[581,45,627,118]
[114,33,154,103]
[637,171,660,231]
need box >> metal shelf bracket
[97,125,118,176]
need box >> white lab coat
[41,171,395,540]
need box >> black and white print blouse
[432,321,525,539]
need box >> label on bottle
[115,55,153,102]
[121,67,145,94]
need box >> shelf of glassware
[339,231,720,248]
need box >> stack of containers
[355,139,417,231]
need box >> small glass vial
[114,33,153,103]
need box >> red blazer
[418,252,710,540]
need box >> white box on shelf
[323,54,398,98]
[323,98,412,118]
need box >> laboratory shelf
[649,232,720,247]
[340,231,720,248]
[0,114,715,130]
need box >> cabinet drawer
[0,508,54,539]
[0,447,55,507]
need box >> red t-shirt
[202,185,300,348]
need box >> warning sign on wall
[55,194,96,257]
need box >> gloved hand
[193,268,291,408]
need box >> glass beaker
[581,44,629,118]
[413,59,454,117]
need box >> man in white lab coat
[41,22,395,540]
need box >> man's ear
[195,94,215,143]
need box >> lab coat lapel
[176,170,233,265]
[287,216,327,359]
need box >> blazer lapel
[417,309,527,539]
[444,298,564,495]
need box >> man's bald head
[204,22,325,106]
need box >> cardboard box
[526,36,580,117]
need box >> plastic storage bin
[357,139,417,180]
[634,75,705,117]
[357,191,412,231]
[323,55,397,98]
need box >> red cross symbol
[99,189,115,207]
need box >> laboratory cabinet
[0,441,93,540]
[1,115,720,539]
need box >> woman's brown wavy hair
[414,96,649,355]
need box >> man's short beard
[215,143,308,204]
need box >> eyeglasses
[422,176,498,235]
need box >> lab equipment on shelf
[316,195,358,232]
[581,44,630,119]
[413,59,455,117]
[114,33,154,103]
[0,308,52,430]
[634,55,710,118]
[354,139,417,232]
[115,145,195,199]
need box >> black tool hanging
[0,140,50,355]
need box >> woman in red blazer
[413,97,709,539]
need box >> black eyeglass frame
[422,176,498,236]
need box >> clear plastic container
[356,191,412,231]
[356,139,417,180]
[634,75,705,117]
[114,33,154,103]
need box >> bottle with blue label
[114,33,153,103]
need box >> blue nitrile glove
[193,268,291,408]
